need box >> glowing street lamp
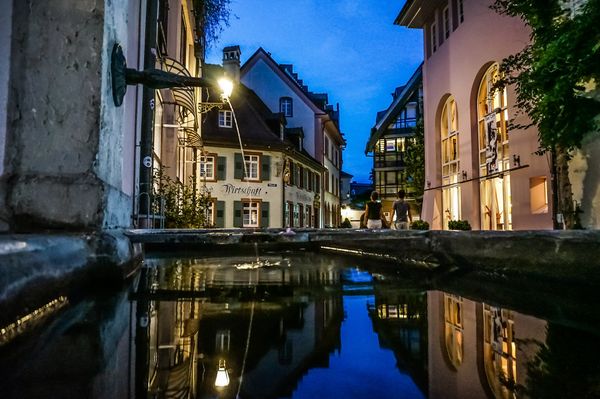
[218,77,234,100]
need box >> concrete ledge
[0,230,141,328]
[129,228,600,285]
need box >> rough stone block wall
[3,0,134,231]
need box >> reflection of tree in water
[524,323,600,399]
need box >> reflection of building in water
[368,286,428,393]
[428,291,547,399]
[143,256,344,399]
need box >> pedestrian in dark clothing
[365,191,386,229]
[391,189,412,230]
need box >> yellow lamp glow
[218,78,234,100]
[214,359,230,388]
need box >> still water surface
[2,252,599,399]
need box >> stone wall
[2,0,136,231]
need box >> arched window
[483,305,517,398]
[444,294,464,369]
[280,97,293,117]
[477,64,512,230]
[440,96,461,229]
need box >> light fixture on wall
[427,180,431,189]
[461,171,468,181]
[111,44,233,107]
[214,359,230,388]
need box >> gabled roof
[241,48,327,116]
[365,64,423,154]
[201,65,323,171]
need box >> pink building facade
[397,0,553,230]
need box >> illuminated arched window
[444,294,464,369]
[477,64,512,230]
[440,96,461,229]
[483,305,517,399]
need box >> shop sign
[221,183,263,197]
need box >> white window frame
[218,110,232,128]
[205,200,216,226]
[244,154,260,181]
[443,6,450,39]
[280,97,293,117]
[199,154,216,180]
[243,201,260,227]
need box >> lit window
[199,155,215,180]
[444,294,464,368]
[280,97,293,117]
[243,201,260,227]
[218,110,232,128]
[244,154,260,181]
[386,140,396,152]
[530,176,548,214]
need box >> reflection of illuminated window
[377,303,413,320]
[444,294,464,369]
[278,340,293,365]
[483,305,517,399]
[216,330,230,352]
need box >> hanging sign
[485,113,499,174]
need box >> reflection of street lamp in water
[215,359,230,388]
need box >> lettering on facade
[221,184,263,197]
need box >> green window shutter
[234,153,243,179]
[216,201,225,227]
[261,155,271,181]
[217,157,227,180]
[233,200,243,227]
[261,201,270,228]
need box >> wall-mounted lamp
[111,43,233,107]
[461,171,468,181]
[513,154,521,167]
[214,359,230,388]
[426,180,431,189]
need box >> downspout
[138,0,159,227]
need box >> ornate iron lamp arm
[111,43,218,106]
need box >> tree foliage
[492,0,600,150]
[404,118,426,212]
[197,0,232,53]
[492,0,600,228]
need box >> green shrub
[153,167,212,228]
[340,218,352,228]
[448,220,472,230]
[411,220,429,230]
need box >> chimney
[222,45,241,82]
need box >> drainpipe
[138,0,159,228]
[550,147,559,229]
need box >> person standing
[365,191,385,229]
[391,189,412,230]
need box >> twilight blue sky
[206,0,423,183]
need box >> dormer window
[219,110,232,128]
[280,97,293,117]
